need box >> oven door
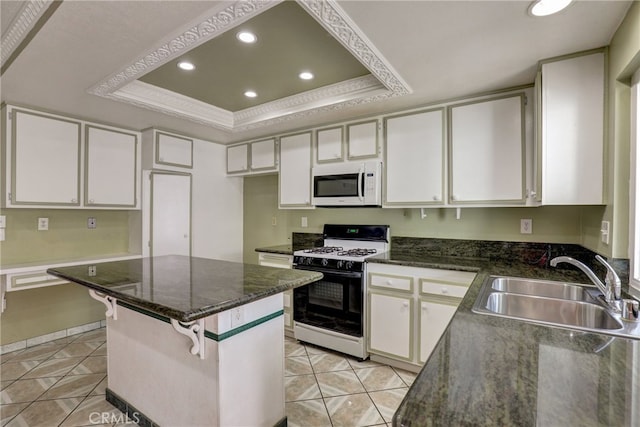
[293,266,363,337]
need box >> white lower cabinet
[367,262,475,368]
[258,252,294,334]
[369,292,413,360]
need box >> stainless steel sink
[472,276,640,338]
[483,292,623,330]
[490,277,596,302]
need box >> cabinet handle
[451,195,458,201]
[422,304,427,310]
[334,154,340,158]
[386,279,393,287]
[88,199,94,204]
[433,195,440,201]
[402,302,409,308]
[441,287,448,294]
[71,198,77,203]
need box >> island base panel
[106,295,285,426]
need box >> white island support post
[97,292,285,427]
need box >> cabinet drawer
[369,273,413,292]
[420,279,470,298]
[7,271,68,291]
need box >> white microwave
[312,161,382,207]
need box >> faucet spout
[550,255,621,312]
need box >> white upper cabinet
[279,131,313,208]
[6,108,81,207]
[227,144,249,174]
[538,51,605,205]
[384,108,445,206]
[449,94,526,204]
[347,120,379,160]
[155,132,193,169]
[85,125,139,208]
[250,138,277,171]
[316,126,344,163]
[226,138,278,175]
[2,105,141,209]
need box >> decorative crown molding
[1,0,55,66]
[88,0,411,134]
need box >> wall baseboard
[0,319,106,355]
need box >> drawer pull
[386,279,393,286]
[441,288,448,294]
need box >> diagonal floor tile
[5,398,81,427]
[0,402,29,425]
[38,374,105,400]
[393,367,418,387]
[0,360,40,381]
[285,339,307,357]
[91,343,107,357]
[3,344,65,363]
[1,377,59,404]
[369,388,408,422]
[70,357,106,375]
[309,353,351,373]
[90,376,108,396]
[315,370,365,397]
[285,356,313,376]
[354,366,405,392]
[52,343,101,359]
[70,329,106,343]
[285,374,321,402]
[324,392,384,427]
[285,398,332,427]
[22,358,84,379]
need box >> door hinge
[8,192,12,202]
[8,111,12,120]
[524,95,528,106]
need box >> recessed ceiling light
[244,90,257,98]
[299,71,314,80]
[528,0,572,17]
[237,31,257,43]
[177,61,195,71]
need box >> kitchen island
[367,251,640,427]
[47,255,322,427]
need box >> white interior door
[151,172,191,257]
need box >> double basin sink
[472,276,640,339]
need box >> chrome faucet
[550,255,621,311]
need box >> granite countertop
[381,251,639,426]
[255,244,294,255]
[47,255,322,322]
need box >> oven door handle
[294,265,362,279]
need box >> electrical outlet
[38,217,49,231]
[271,216,277,226]
[520,219,532,234]
[301,217,308,228]
[0,215,6,228]
[88,265,97,276]
[600,221,610,244]
[230,307,244,328]
[87,217,97,229]
[0,229,4,242]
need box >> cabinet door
[369,292,412,360]
[11,109,81,206]
[541,52,604,205]
[156,132,193,168]
[85,126,138,208]
[151,172,191,257]
[279,132,312,208]
[419,299,458,363]
[250,138,277,171]
[227,144,249,173]
[347,120,378,159]
[316,126,343,163]
[449,94,525,204]
[384,109,444,205]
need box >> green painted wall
[243,174,606,264]
[604,1,640,258]
[1,209,133,345]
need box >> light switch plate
[0,215,6,228]
[38,217,49,231]
[520,219,532,234]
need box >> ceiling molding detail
[1,0,55,66]
[298,0,411,96]
[87,0,410,133]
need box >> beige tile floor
[1,328,416,426]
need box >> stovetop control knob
[321,258,329,267]
[305,257,314,265]
[346,261,354,270]
[336,260,344,269]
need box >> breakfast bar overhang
[47,255,322,427]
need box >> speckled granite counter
[368,252,640,427]
[254,244,294,255]
[47,255,322,322]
